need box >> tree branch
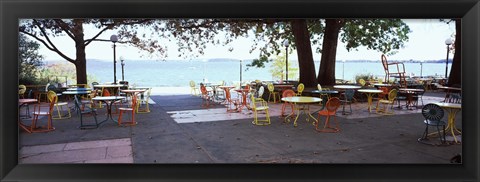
[32,19,75,63]
[53,19,75,40]
[84,26,111,46]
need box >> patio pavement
[18,89,462,164]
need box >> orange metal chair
[381,54,407,87]
[200,84,212,108]
[118,93,138,126]
[47,90,71,119]
[250,92,270,125]
[30,94,56,132]
[281,89,296,117]
[224,88,240,112]
[296,83,304,96]
[102,89,120,113]
[316,97,341,133]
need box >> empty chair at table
[267,83,280,103]
[296,83,304,96]
[224,88,240,112]
[189,80,200,96]
[118,93,138,126]
[250,92,270,126]
[340,89,355,115]
[200,84,213,108]
[47,90,71,119]
[281,89,296,117]
[74,95,99,129]
[316,97,341,133]
[417,104,447,145]
[136,88,152,113]
[30,94,56,133]
[376,89,398,115]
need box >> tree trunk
[291,19,317,87]
[317,19,344,86]
[73,20,88,84]
[447,19,461,87]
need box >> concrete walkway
[18,90,462,163]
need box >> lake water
[86,60,451,87]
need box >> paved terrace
[18,88,462,163]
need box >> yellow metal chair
[19,85,26,98]
[189,80,200,96]
[296,83,304,96]
[250,92,270,125]
[358,79,366,87]
[376,89,398,115]
[47,90,71,119]
[136,88,152,113]
[267,83,280,103]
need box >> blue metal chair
[341,89,355,115]
[418,104,447,145]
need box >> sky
[37,19,456,62]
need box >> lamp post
[420,60,424,78]
[239,59,242,88]
[120,56,125,81]
[445,38,452,79]
[342,60,346,80]
[110,34,118,84]
[283,40,289,83]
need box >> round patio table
[373,83,393,88]
[120,89,147,107]
[398,88,424,110]
[18,98,38,133]
[94,84,126,96]
[281,96,322,127]
[357,89,383,113]
[333,85,362,90]
[432,102,462,144]
[234,89,253,111]
[92,96,126,126]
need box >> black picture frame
[1,0,479,181]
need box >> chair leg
[118,111,123,125]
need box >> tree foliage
[19,34,44,85]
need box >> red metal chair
[118,93,138,126]
[224,88,240,112]
[200,84,213,108]
[30,94,56,133]
[281,89,296,117]
[316,97,341,133]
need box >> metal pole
[420,61,423,77]
[240,60,242,87]
[121,63,125,81]
[445,45,449,79]
[342,61,345,80]
[113,43,117,84]
[285,46,288,83]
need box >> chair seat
[379,100,394,104]
[56,102,69,106]
[33,111,50,115]
[318,110,336,116]
[424,119,446,126]
[119,108,134,111]
[254,106,269,111]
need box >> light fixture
[444,38,453,79]
[283,40,289,83]
[110,34,118,84]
